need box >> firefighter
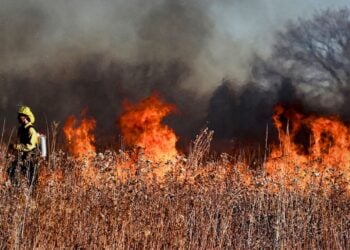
[8,106,40,187]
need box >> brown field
[0,129,349,249]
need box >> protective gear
[8,153,39,187]
[8,106,40,187]
[18,106,35,124]
[14,123,39,152]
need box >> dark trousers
[7,152,38,187]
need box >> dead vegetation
[0,129,349,249]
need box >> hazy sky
[208,0,350,84]
[213,0,350,50]
[1,0,350,92]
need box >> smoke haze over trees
[207,8,350,143]
[1,1,350,147]
[259,9,350,115]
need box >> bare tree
[253,8,350,116]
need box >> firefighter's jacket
[13,122,39,152]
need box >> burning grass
[119,93,178,162]
[0,98,349,248]
[0,131,349,249]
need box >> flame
[63,111,98,185]
[119,93,178,162]
[63,111,96,160]
[266,104,350,193]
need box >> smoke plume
[1,0,350,148]
[0,0,213,139]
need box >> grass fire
[0,3,350,249]
[119,93,178,162]
[63,110,97,160]
[0,93,349,248]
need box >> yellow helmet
[18,106,35,124]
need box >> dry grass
[0,129,349,249]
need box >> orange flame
[119,93,178,162]
[266,104,350,193]
[63,111,96,160]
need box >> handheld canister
[39,134,47,158]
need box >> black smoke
[0,0,212,146]
[206,78,301,144]
[2,1,350,151]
